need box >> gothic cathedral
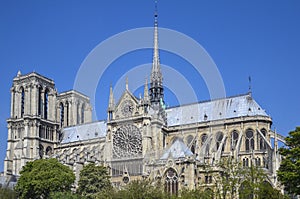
[1,6,285,195]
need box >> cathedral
[1,6,285,195]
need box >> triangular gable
[115,89,139,118]
[160,139,193,160]
[115,89,139,108]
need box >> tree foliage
[238,166,270,199]
[77,163,111,199]
[213,157,246,199]
[278,127,300,196]
[96,179,168,199]
[209,157,287,199]
[0,187,17,199]
[50,191,82,199]
[180,188,213,199]
[14,158,75,199]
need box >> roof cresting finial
[126,77,129,90]
[248,76,252,96]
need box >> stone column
[68,100,73,126]
[53,125,57,143]
[69,100,75,126]
[56,102,59,124]
[72,101,78,125]
[86,104,93,123]
[31,85,37,116]
[48,91,54,121]
[77,102,82,124]
[24,120,29,138]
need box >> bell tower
[4,71,59,177]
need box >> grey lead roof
[165,93,268,127]
[60,94,269,144]
[61,121,107,144]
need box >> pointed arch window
[44,89,49,119]
[60,103,64,127]
[201,134,209,156]
[231,130,239,150]
[186,135,195,154]
[259,129,267,151]
[65,102,69,126]
[263,157,269,169]
[38,87,42,116]
[39,125,42,138]
[46,146,52,156]
[255,157,261,166]
[20,87,25,117]
[81,104,85,124]
[243,158,249,167]
[165,168,178,195]
[216,132,224,152]
[201,134,208,145]
[245,129,254,151]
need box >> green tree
[14,158,75,199]
[0,187,17,199]
[213,157,246,199]
[96,179,167,199]
[256,181,288,199]
[278,127,300,196]
[239,166,267,199]
[180,188,213,199]
[209,157,286,199]
[77,163,111,199]
[50,191,82,199]
[122,180,166,199]
[239,165,287,199]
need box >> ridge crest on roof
[166,92,252,110]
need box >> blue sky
[0,0,300,172]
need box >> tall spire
[150,0,164,109]
[152,0,161,80]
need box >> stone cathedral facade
[1,10,285,195]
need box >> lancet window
[231,130,239,150]
[245,129,254,151]
[165,168,178,195]
[20,87,25,117]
